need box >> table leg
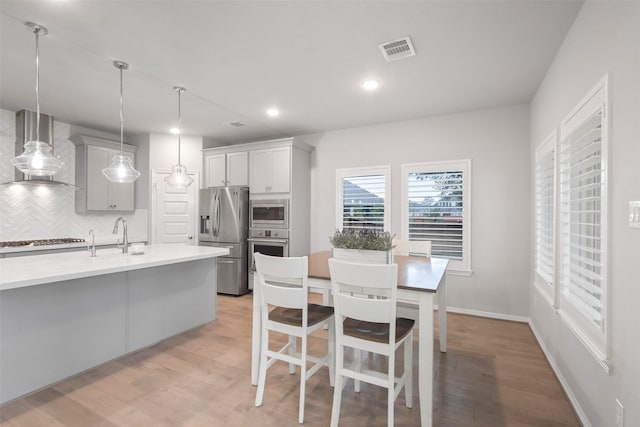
[438,273,447,352]
[251,273,260,386]
[418,292,434,427]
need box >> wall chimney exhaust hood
[2,109,73,187]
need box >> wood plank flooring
[0,293,580,427]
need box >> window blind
[341,175,385,231]
[559,111,604,329]
[535,146,555,285]
[407,171,464,259]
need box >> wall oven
[247,229,289,290]
[250,199,289,229]
[248,229,289,271]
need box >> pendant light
[102,61,141,183]
[11,22,65,177]
[164,86,193,188]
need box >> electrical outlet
[629,201,640,228]
[616,399,624,427]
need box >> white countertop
[0,244,229,291]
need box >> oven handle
[247,238,289,244]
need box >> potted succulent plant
[329,229,394,264]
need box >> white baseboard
[442,305,529,323]
[528,320,592,427]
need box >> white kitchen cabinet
[249,146,291,194]
[204,151,248,187]
[72,136,136,212]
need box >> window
[336,166,390,232]
[534,132,557,304]
[401,160,471,273]
[558,75,609,369]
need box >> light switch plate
[629,201,640,228]
[616,398,624,427]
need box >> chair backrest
[328,258,398,327]
[254,253,308,310]
[393,239,431,257]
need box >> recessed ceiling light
[266,108,280,117]
[169,127,180,134]
[362,79,380,91]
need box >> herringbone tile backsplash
[0,109,148,243]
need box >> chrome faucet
[87,229,96,257]
[112,217,129,254]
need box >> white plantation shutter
[535,137,556,287]
[402,160,471,272]
[560,111,605,328]
[556,75,609,365]
[336,166,390,232]
[407,171,464,259]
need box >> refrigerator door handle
[215,196,221,236]
[212,194,218,237]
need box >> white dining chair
[254,252,335,424]
[328,258,414,427]
[393,239,432,257]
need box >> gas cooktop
[0,238,85,248]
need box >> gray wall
[307,104,531,318]
[529,2,640,426]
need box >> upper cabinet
[249,146,291,194]
[72,136,136,212]
[204,151,248,187]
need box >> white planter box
[332,248,392,264]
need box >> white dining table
[251,251,449,427]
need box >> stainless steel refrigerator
[199,187,249,295]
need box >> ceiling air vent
[378,36,416,62]
[226,121,247,128]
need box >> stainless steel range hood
[3,109,73,187]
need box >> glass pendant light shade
[102,154,141,183]
[165,164,193,187]
[12,22,65,177]
[12,141,65,176]
[102,60,141,183]
[165,86,193,188]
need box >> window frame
[335,165,391,232]
[557,74,610,372]
[401,159,471,274]
[533,130,558,307]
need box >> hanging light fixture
[102,60,141,183]
[11,22,65,177]
[164,86,193,188]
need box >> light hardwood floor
[0,293,580,427]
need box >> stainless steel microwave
[250,199,289,229]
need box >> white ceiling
[0,1,582,145]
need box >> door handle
[188,235,193,240]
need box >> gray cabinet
[72,136,136,212]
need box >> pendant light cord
[119,66,124,155]
[177,88,182,165]
[34,27,40,143]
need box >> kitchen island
[0,244,228,404]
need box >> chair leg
[255,326,269,407]
[289,335,297,375]
[330,345,343,427]
[298,335,308,424]
[354,349,361,393]
[328,320,335,387]
[388,356,395,427]
[404,331,413,408]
